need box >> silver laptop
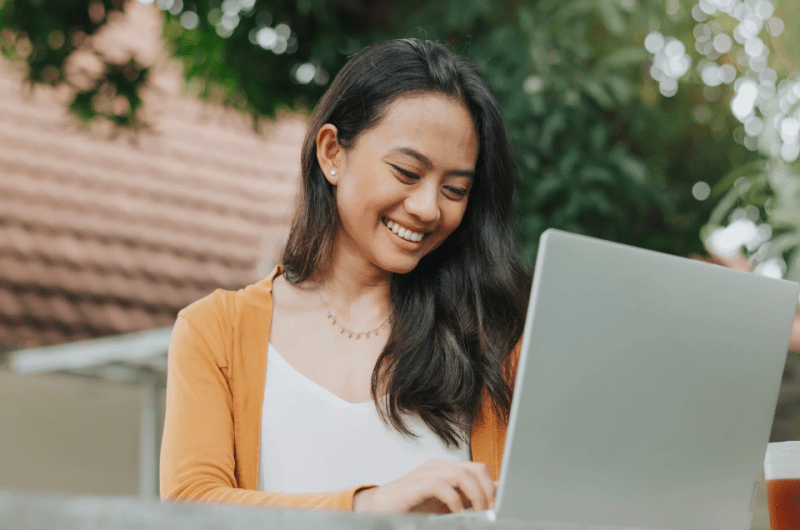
[457,229,799,529]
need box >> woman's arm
[159,313,370,510]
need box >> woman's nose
[404,183,440,223]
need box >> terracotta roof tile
[1,197,261,265]
[0,5,305,350]
[0,289,25,320]
[15,291,82,329]
[7,157,296,227]
[2,224,37,256]
[0,322,12,349]
[0,321,42,350]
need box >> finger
[466,461,496,509]
[452,466,489,511]
[433,481,465,513]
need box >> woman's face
[325,93,479,276]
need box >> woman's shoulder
[177,265,282,328]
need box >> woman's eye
[445,186,470,199]
[392,166,419,181]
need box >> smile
[383,218,425,242]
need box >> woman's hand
[352,459,496,514]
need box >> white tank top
[257,343,471,493]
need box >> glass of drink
[764,441,800,530]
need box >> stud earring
[330,169,336,176]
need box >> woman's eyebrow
[389,147,475,178]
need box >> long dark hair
[282,39,530,447]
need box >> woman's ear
[316,124,342,185]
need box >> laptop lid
[494,229,799,529]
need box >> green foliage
[0,0,149,127]
[161,0,357,120]
[705,160,800,282]
[474,1,680,262]
[684,3,800,281]
[0,0,757,263]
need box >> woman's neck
[310,250,392,326]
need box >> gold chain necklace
[318,293,391,340]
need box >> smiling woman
[317,94,477,276]
[160,39,531,514]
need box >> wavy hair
[282,39,530,447]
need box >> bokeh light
[646,31,691,97]
[646,0,799,163]
[692,181,712,200]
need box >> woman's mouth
[383,218,425,242]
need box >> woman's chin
[384,264,418,275]
[378,257,422,276]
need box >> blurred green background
[1,0,799,270]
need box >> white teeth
[402,229,421,242]
[384,218,423,242]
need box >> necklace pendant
[319,292,390,341]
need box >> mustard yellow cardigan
[160,266,511,510]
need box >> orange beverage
[766,478,800,530]
[765,442,800,530]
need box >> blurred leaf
[768,233,800,255]
[769,209,800,229]
[710,160,767,198]
[598,0,626,36]
[707,188,744,228]
[597,47,648,71]
[605,75,634,103]
[582,78,614,108]
[785,249,800,283]
[768,163,800,214]
[552,0,596,23]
